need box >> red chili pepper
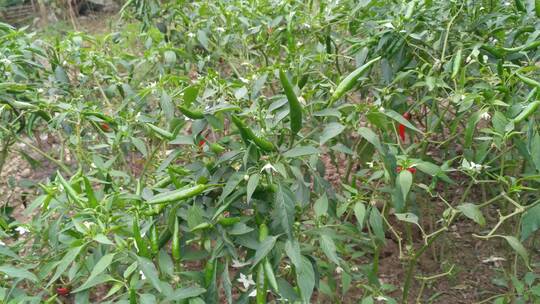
[56,287,70,296]
[396,166,416,174]
[399,112,411,142]
[398,124,406,141]
[198,139,206,147]
[100,123,111,132]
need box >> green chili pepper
[133,214,150,258]
[513,100,540,124]
[217,216,241,226]
[264,259,278,292]
[209,142,225,154]
[327,56,381,107]
[178,105,205,119]
[480,45,506,59]
[256,263,267,304]
[279,69,302,137]
[129,288,137,304]
[172,216,181,263]
[158,231,172,250]
[56,172,84,206]
[536,0,540,17]
[451,48,462,79]
[204,259,215,287]
[515,0,526,12]
[149,223,159,254]
[516,73,540,89]
[83,176,98,208]
[147,184,209,204]
[231,115,276,152]
[298,74,309,89]
[501,41,540,53]
[146,123,174,140]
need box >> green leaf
[314,193,328,218]
[158,249,174,278]
[183,85,199,106]
[320,123,345,145]
[73,253,115,292]
[251,236,278,269]
[164,50,176,65]
[160,92,174,122]
[0,245,19,259]
[48,245,83,286]
[55,66,69,84]
[398,170,413,200]
[0,265,38,282]
[521,204,540,240]
[284,239,302,267]
[93,234,114,245]
[137,256,163,292]
[502,236,529,267]
[297,256,315,303]
[165,287,206,301]
[132,137,148,157]
[369,208,385,243]
[283,146,320,158]
[246,173,260,203]
[320,234,340,265]
[465,111,482,148]
[358,127,383,154]
[353,202,366,230]
[382,109,421,133]
[275,183,295,238]
[197,30,209,50]
[395,212,419,225]
[457,203,486,227]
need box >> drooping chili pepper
[133,214,150,258]
[480,45,506,59]
[327,56,381,107]
[399,112,411,142]
[515,0,526,12]
[257,223,269,304]
[149,223,159,255]
[146,123,174,140]
[56,287,70,296]
[451,48,462,79]
[536,0,540,17]
[209,142,225,154]
[172,216,181,263]
[231,115,276,152]
[279,69,303,138]
[147,184,211,205]
[179,105,205,120]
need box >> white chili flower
[216,27,225,33]
[237,273,255,289]
[187,32,195,38]
[0,240,5,246]
[482,55,488,62]
[335,266,343,274]
[480,112,491,120]
[375,295,388,302]
[139,270,146,280]
[248,289,257,297]
[366,161,375,168]
[261,163,277,173]
[232,259,250,268]
[15,227,29,235]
